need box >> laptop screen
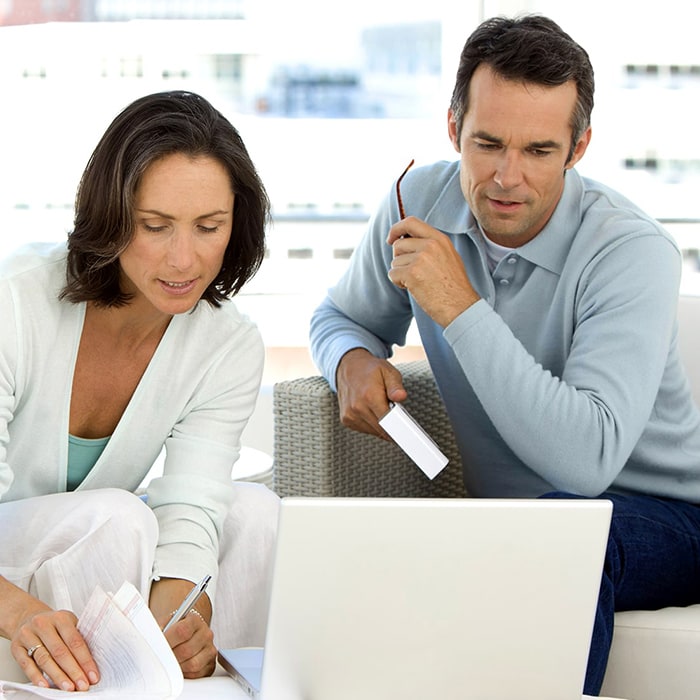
[221,497,611,700]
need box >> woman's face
[119,152,234,317]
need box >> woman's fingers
[30,641,90,691]
[12,609,98,691]
[165,613,217,679]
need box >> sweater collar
[517,169,585,275]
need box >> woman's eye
[144,224,166,233]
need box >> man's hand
[151,578,216,679]
[387,216,480,327]
[336,348,407,438]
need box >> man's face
[448,64,591,247]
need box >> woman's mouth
[158,278,198,295]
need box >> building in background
[361,22,442,119]
[93,0,245,20]
[0,0,84,25]
[0,0,697,349]
[0,0,246,24]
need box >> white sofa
[271,295,700,700]
[599,294,700,700]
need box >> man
[309,14,700,696]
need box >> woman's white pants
[0,484,279,680]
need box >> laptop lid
[228,497,612,700]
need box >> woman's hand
[150,577,216,679]
[4,578,99,691]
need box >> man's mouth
[489,197,523,209]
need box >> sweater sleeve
[444,232,683,496]
[310,191,414,390]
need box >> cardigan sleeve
[0,280,18,499]
[144,312,265,597]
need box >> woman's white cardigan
[0,242,264,590]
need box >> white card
[379,402,449,479]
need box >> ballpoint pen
[163,574,212,633]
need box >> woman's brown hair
[61,90,270,307]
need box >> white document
[0,582,183,700]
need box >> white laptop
[219,497,612,700]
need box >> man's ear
[447,109,461,153]
[566,126,592,170]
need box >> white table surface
[181,672,246,699]
[179,668,628,700]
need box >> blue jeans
[542,491,700,696]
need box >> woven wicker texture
[273,360,467,498]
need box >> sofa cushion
[602,605,700,700]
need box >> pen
[163,574,211,633]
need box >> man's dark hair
[449,15,594,161]
[61,90,270,307]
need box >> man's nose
[494,151,524,190]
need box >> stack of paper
[0,582,183,700]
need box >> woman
[0,91,279,689]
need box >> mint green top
[67,434,109,490]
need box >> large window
[1,0,699,359]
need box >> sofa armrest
[272,360,466,498]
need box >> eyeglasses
[396,159,415,219]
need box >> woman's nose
[167,231,195,271]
